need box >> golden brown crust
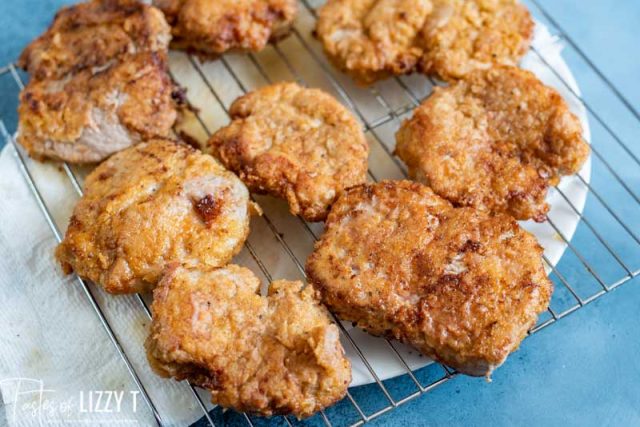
[306,180,553,377]
[395,66,589,222]
[315,0,533,85]
[315,0,433,85]
[209,82,369,222]
[55,139,253,294]
[154,0,297,57]
[418,0,533,81]
[17,52,178,163]
[16,0,177,164]
[18,0,171,81]
[145,264,351,418]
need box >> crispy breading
[209,82,369,222]
[146,264,351,418]
[55,140,254,294]
[306,180,553,377]
[18,0,170,81]
[315,0,433,85]
[419,0,533,81]
[16,0,177,164]
[17,52,178,163]
[396,66,589,222]
[153,0,297,57]
[314,0,533,85]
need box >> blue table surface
[1,1,639,426]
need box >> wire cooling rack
[1,0,639,425]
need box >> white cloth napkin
[0,144,210,426]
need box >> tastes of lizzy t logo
[0,377,141,425]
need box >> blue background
[0,1,639,426]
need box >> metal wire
[4,64,218,427]
[1,1,639,425]
[529,0,640,123]
[0,122,165,427]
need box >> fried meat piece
[56,139,254,294]
[395,66,589,222]
[146,264,351,417]
[314,0,533,85]
[18,52,178,163]
[209,82,369,222]
[153,0,297,57]
[419,0,533,81]
[315,0,433,85]
[306,180,553,377]
[18,0,170,81]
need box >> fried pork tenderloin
[419,0,534,81]
[18,0,171,81]
[18,52,178,163]
[209,82,369,222]
[16,0,178,163]
[146,264,351,418]
[306,180,553,377]
[314,0,533,85]
[314,0,434,85]
[56,139,255,294]
[153,0,297,57]
[396,66,589,222]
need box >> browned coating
[209,82,369,222]
[145,264,351,418]
[55,139,254,294]
[314,0,533,85]
[315,0,433,85]
[18,0,171,81]
[395,66,589,222]
[419,0,533,81]
[17,52,178,163]
[153,0,297,57]
[306,180,553,377]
